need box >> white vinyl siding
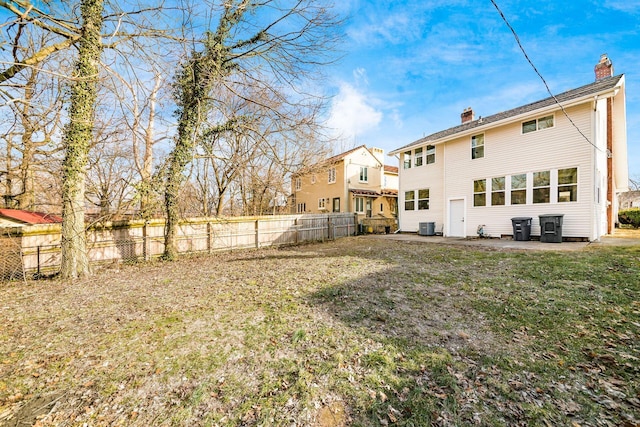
[398,144,445,232]
[443,103,594,238]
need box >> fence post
[328,215,333,240]
[354,213,358,236]
[295,217,299,244]
[207,222,212,254]
[143,222,149,261]
[255,219,260,249]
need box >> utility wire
[490,0,608,155]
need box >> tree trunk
[60,0,104,279]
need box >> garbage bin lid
[538,214,564,218]
[511,217,532,220]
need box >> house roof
[384,165,398,174]
[324,145,368,164]
[0,209,63,225]
[390,74,625,154]
[349,189,398,198]
[293,145,390,176]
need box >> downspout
[442,142,447,237]
[394,154,401,231]
[591,96,598,241]
[606,97,614,235]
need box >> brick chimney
[594,54,613,80]
[461,107,474,124]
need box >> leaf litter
[0,237,638,426]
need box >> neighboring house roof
[0,209,63,225]
[390,74,624,154]
[384,165,399,174]
[324,144,368,164]
[350,189,398,198]
[293,145,391,177]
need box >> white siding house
[390,56,628,241]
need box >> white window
[418,189,429,210]
[318,198,326,209]
[522,115,554,134]
[414,147,423,167]
[296,202,306,213]
[473,179,486,206]
[403,151,411,169]
[510,174,527,205]
[491,177,505,206]
[295,178,301,191]
[359,166,368,182]
[355,197,364,213]
[533,171,551,203]
[328,167,336,183]
[426,145,435,164]
[558,167,578,202]
[404,190,415,210]
[471,134,484,159]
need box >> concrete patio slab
[366,229,640,251]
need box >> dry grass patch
[0,237,638,426]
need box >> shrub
[618,208,640,228]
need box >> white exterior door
[449,199,465,237]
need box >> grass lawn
[0,237,638,426]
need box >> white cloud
[327,83,383,140]
[352,67,369,85]
[603,0,640,13]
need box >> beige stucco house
[290,145,398,220]
[390,55,628,241]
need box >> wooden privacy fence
[0,213,357,278]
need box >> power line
[490,0,608,155]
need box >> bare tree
[1,0,175,276]
[164,0,341,259]
[0,28,67,211]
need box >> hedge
[618,208,640,228]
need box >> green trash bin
[539,214,564,243]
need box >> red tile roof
[384,165,399,173]
[0,209,63,224]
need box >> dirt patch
[314,401,348,427]
[3,392,64,427]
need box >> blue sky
[325,0,640,181]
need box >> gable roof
[0,209,63,225]
[390,75,624,154]
[292,145,378,176]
